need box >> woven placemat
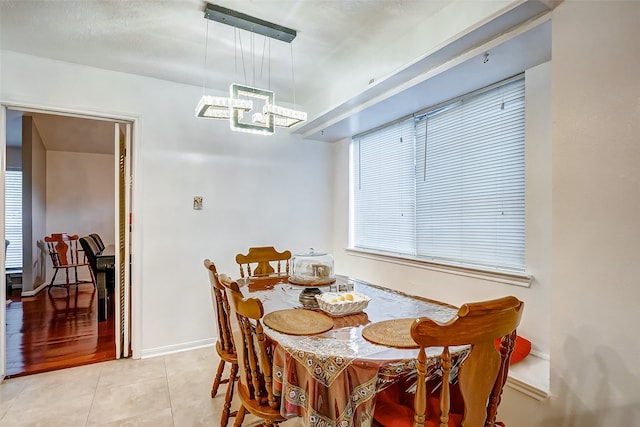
[361,318,419,348]
[263,309,334,336]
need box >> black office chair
[79,236,100,278]
[80,235,115,294]
[89,233,106,252]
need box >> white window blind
[351,77,525,272]
[4,170,23,269]
[352,118,416,255]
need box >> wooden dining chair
[204,259,239,427]
[373,296,524,427]
[235,246,291,278]
[45,233,96,293]
[223,275,286,427]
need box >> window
[351,77,525,272]
[5,169,22,269]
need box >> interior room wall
[543,1,640,425]
[45,150,115,282]
[20,116,46,294]
[0,50,334,356]
[498,2,640,425]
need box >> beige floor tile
[87,377,171,426]
[7,370,98,413]
[0,394,93,427]
[0,346,311,427]
[163,346,216,379]
[0,378,28,420]
[88,407,174,427]
[97,356,167,388]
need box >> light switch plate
[193,196,203,210]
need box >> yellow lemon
[345,293,354,301]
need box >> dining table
[236,274,466,427]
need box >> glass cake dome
[288,248,335,286]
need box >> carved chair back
[235,246,291,278]
[410,296,524,427]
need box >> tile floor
[0,346,305,426]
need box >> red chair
[45,233,95,293]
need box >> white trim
[505,352,550,401]
[140,338,216,359]
[346,248,532,287]
[0,99,142,370]
[1,106,6,378]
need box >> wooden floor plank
[5,284,116,378]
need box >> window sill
[345,248,532,287]
[505,352,550,401]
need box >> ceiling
[5,109,117,154]
[1,0,555,146]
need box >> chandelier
[195,3,307,135]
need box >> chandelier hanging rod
[204,3,297,43]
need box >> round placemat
[263,309,334,336]
[361,318,419,348]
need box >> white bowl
[315,291,371,317]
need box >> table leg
[98,270,107,321]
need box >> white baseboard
[20,281,48,297]
[140,338,216,359]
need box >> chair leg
[233,405,246,427]
[211,359,227,398]
[47,269,60,294]
[221,362,239,427]
[87,265,97,288]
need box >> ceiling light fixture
[195,3,307,135]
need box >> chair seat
[374,380,464,427]
[236,384,286,423]
[216,340,237,364]
[374,396,462,427]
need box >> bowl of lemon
[315,291,371,317]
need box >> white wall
[0,51,334,356]
[21,116,47,293]
[489,2,640,426]
[45,150,115,282]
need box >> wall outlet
[193,196,203,210]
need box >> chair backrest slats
[79,236,100,274]
[223,275,279,410]
[203,260,235,354]
[235,246,291,278]
[45,233,83,267]
[410,296,524,427]
[89,233,106,252]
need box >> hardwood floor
[5,283,116,378]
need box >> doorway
[1,106,134,377]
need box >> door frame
[0,102,141,378]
